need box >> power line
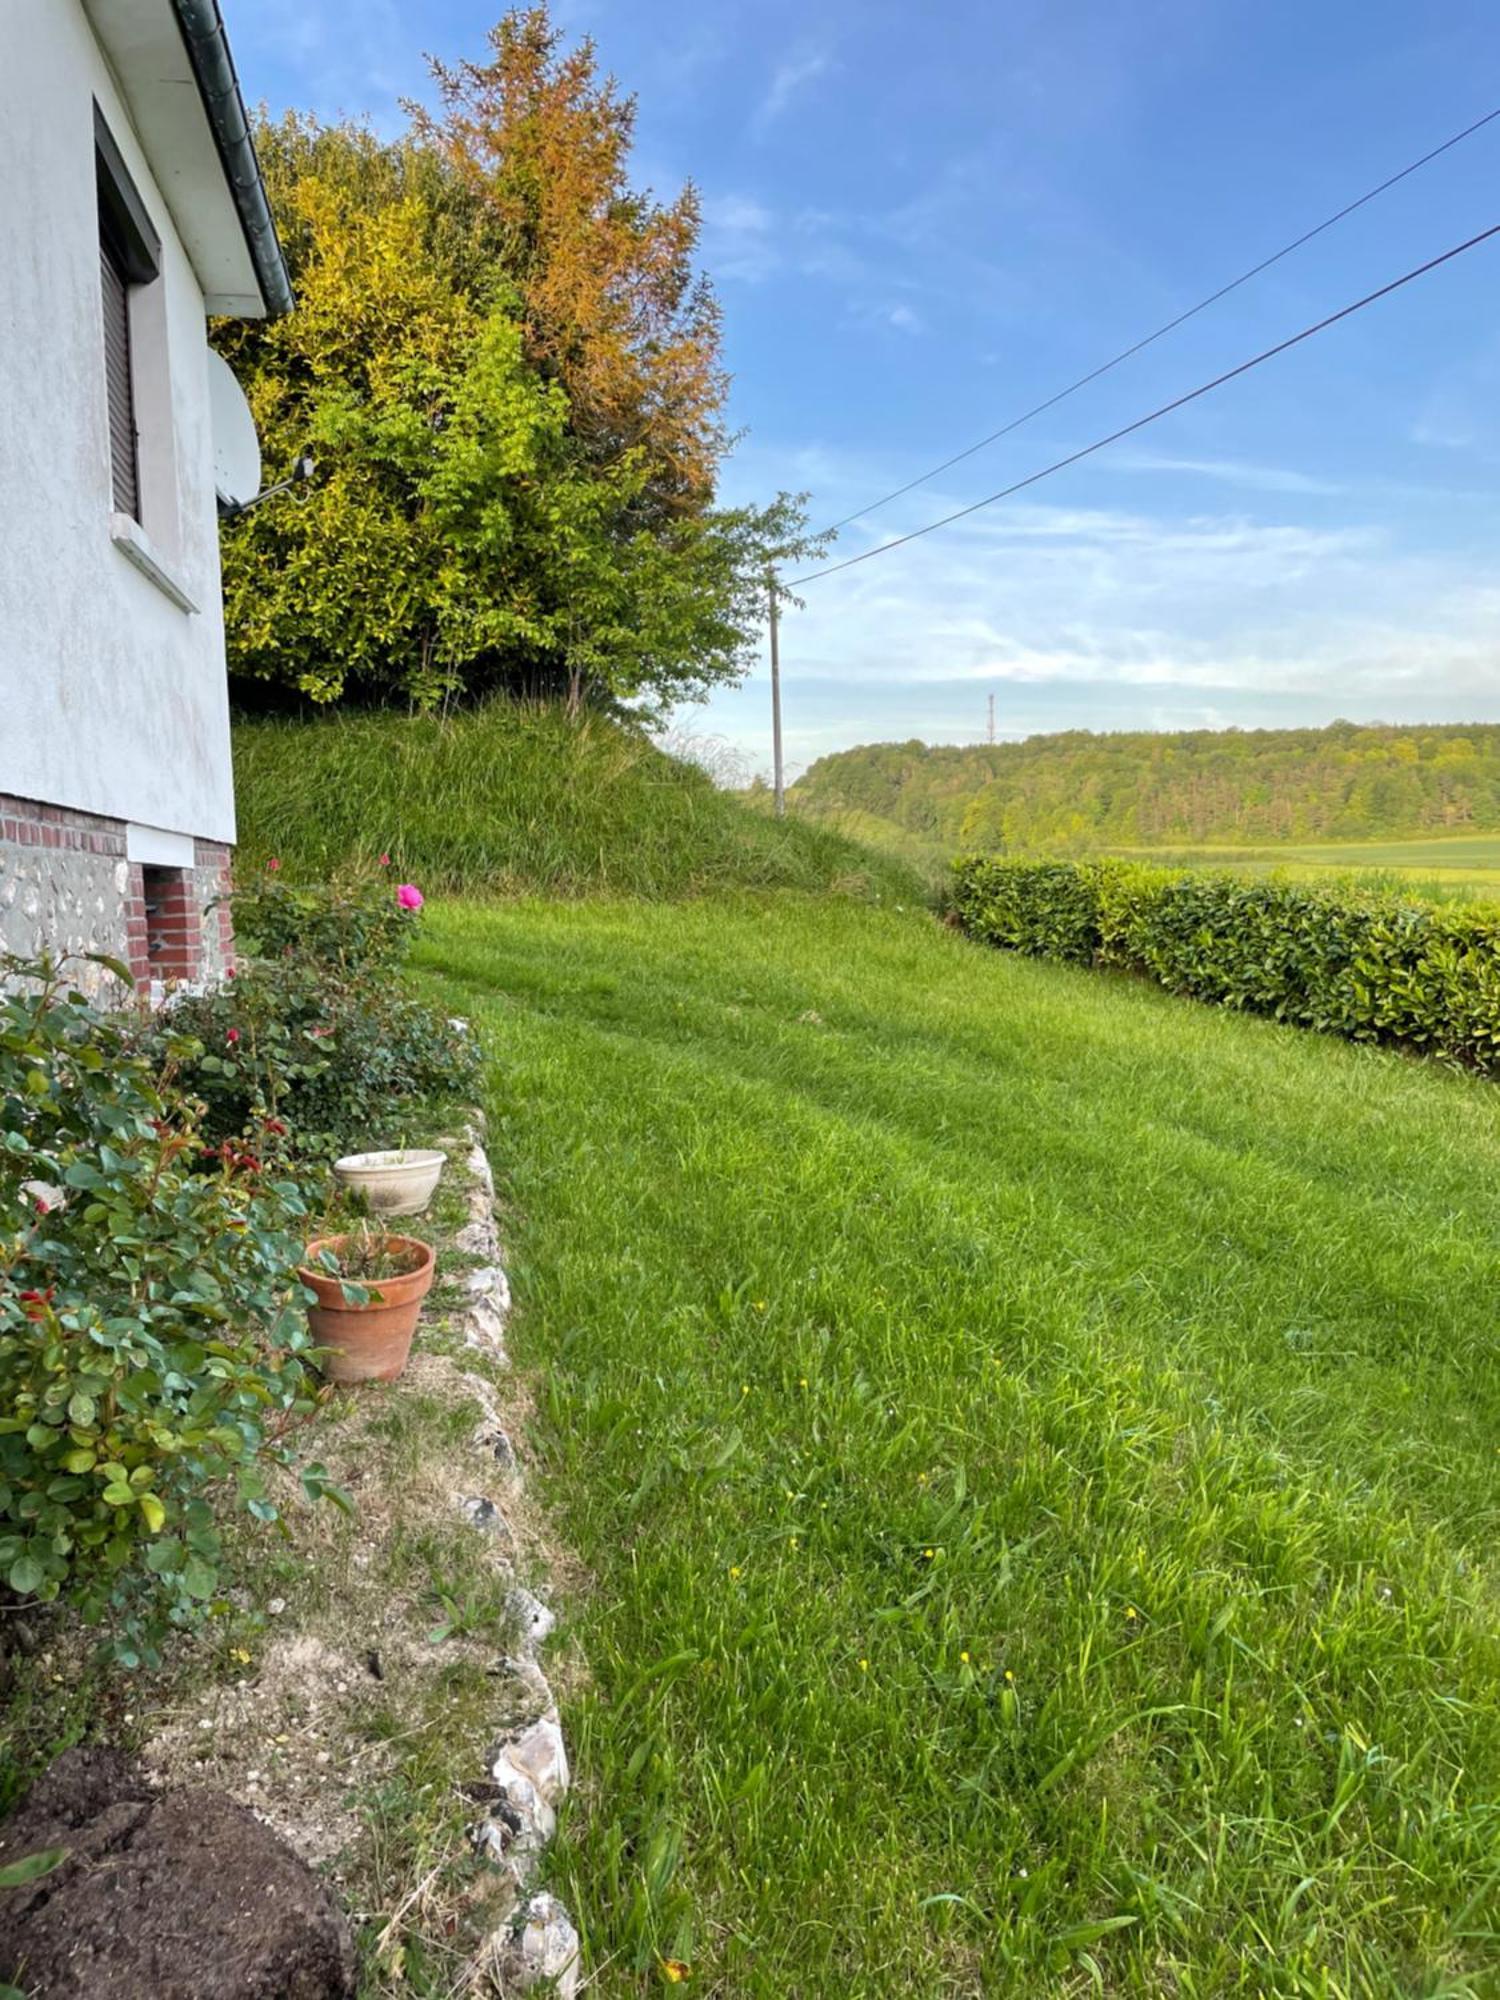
[788,219,1500,587]
[817,104,1500,540]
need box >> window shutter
[99,230,138,519]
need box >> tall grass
[415,895,1500,1997]
[233,703,926,903]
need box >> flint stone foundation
[0,792,232,998]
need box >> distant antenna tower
[987,694,996,745]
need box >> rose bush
[155,863,478,1163]
[0,957,337,1661]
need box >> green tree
[218,16,812,716]
[792,723,1500,853]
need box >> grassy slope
[415,895,1500,1998]
[233,703,926,903]
[741,791,955,890]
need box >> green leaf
[82,950,136,988]
[180,1554,216,1600]
[7,1554,45,1596]
[1054,1915,1140,1950]
[0,1845,70,1888]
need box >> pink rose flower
[226,1027,240,1045]
[396,884,424,911]
[267,858,281,872]
[379,853,391,867]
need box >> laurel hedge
[951,856,1500,1073]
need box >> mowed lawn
[415,896,1500,1999]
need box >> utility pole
[768,570,785,817]
[987,693,995,745]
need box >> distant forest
[790,722,1500,851]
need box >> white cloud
[752,48,832,136]
[700,193,778,283]
[1411,417,1478,452]
[238,0,407,129]
[691,442,1500,775]
[882,302,924,335]
[1106,452,1347,497]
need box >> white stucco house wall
[0,0,291,990]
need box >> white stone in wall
[489,1893,581,2000]
[494,1716,569,1807]
[461,1263,511,1359]
[455,1212,501,1260]
[506,1587,556,1659]
[486,1758,557,1849]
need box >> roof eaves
[167,0,293,317]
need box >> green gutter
[168,0,294,317]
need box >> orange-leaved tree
[411,6,728,518]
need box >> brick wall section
[0,791,234,1000]
[142,867,202,981]
[1,797,127,860]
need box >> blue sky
[234,0,1500,780]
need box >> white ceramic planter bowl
[333,1148,446,1217]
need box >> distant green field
[763,795,1500,906]
[1103,832,1500,904]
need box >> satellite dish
[207,350,261,513]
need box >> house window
[94,107,161,523]
[99,224,137,516]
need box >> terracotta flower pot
[298,1233,436,1384]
